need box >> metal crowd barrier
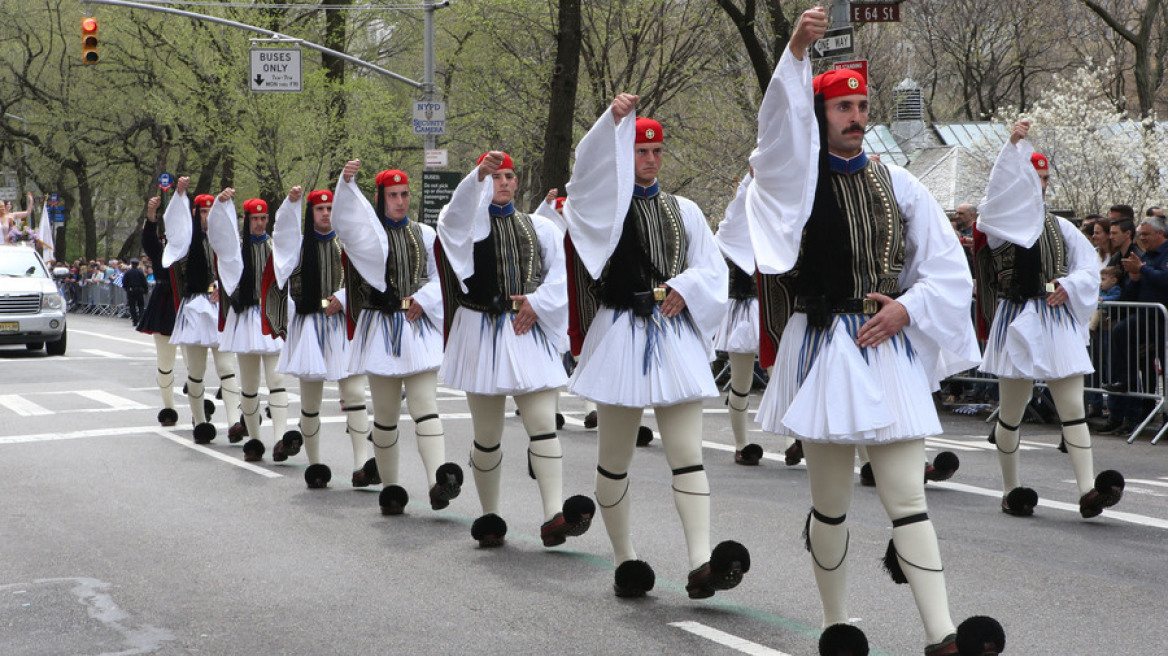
[67,282,131,318]
[944,300,1167,445]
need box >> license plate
[0,321,17,333]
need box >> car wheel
[46,329,67,356]
[25,342,44,351]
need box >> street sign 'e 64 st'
[250,48,302,92]
[851,2,901,23]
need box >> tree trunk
[537,0,583,204]
[322,0,349,153]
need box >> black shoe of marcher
[636,426,653,447]
[227,421,247,444]
[583,410,598,429]
[859,462,875,487]
[352,458,381,487]
[784,440,804,466]
[685,541,749,599]
[556,413,565,430]
[734,444,763,466]
[1001,487,1038,516]
[1080,470,1125,518]
[429,462,463,511]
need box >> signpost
[811,26,855,60]
[412,101,446,136]
[424,150,448,168]
[833,59,868,82]
[47,193,66,226]
[420,171,460,227]
[249,47,302,92]
[850,2,901,23]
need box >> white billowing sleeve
[533,200,567,236]
[331,174,388,292]
[436,167,495,292]
[1057,217,1103,345]
[746,48,819,275]
[889,165,981,388]
[563,105,637,278]
[714,173,757,274]
[667,199,730,345]
[207,198,242,295]
[523,215,570,353]
[272,196,303,287]
[412,224,444,327]
[976,139,1045,248]
[161,192,193,268]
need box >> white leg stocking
[515,389,562,522]
[466,393,505,515]
[657,402,712,569]
[727,352,755,451]
[263,355,288,440]
[298,379,324,464]
[212,348,240,426]
[182,345,209,424]
[595,403,642,565]
[868,439,955,646]
[801,441,855,627]
[995,378,1032,493]
[237,354,263,443]
[153,334,176,410]
[339,376,370,471]
[368,375,404,486]
[1047,376,1095,496]
[404,371,444,487]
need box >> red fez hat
[554,196,566,212]
[193,194,215,209]
[376,169,409,187]
[813,69,868,100]
[635,117,664,144]
[477,152,515,171]
[242,198,268,215]
[306,190,332,206]
[1030,152,1049,171]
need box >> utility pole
[423,0,437,157]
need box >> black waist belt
[794,296,883,316]
[606,288,667,318]
[458,294,523,315]
[998,283,1056,304]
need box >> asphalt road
[2,313,1166,655]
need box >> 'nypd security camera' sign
[412,101,446,136]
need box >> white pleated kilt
[569,306,719,408]
[219,306,283,355]
[347,309,443,378]
[756,313,940,444]
[169,295,221,347]
[713,297,760,354]
[979,298,1092,380]
[276,309,350,381]
[439,307,567,395]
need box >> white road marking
[669,621,793,656]
[930,479,1168,529]
[155,429,281,478]
[74,390,149,410]
[71,329,154,347]
[0,394,53,416]
[80,349,125,359]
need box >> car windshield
[0,249,48,278]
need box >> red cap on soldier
[635,117,663,144]
[1030,152,1049,171]
[812,69,868,100]
[193,194,215,209]
[242,198,268,215]
[306,190,332,206]
[376,170,409,187]
[477,152,515,171]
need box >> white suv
[0,245,67,355]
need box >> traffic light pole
[81,0,425,91]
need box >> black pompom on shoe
[305,463,331,489]
[556,413,565,430]
[819,623,869,656]
[1001,486,1038,517]
[1080,470,1125,518]
[734,443,763,466]
[541,495,595,547]
[379,485,409,515]
[583,410,598,429]
[955,615,1005,655]
[471,513,507,547]
[242,438,265,462]
[686,540,750,599]
[193,422,216,444]
[925,451,960,483]
[272,430,303,462]
[613,560,655,598]
[429,462,464,510]
[636,426,654,447]
[157,408,178,427]
[859,462,875,487]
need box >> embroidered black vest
[228,238,272,313]
[457,211,542,314]
[350,221,428,313]
[598,191,689,309]
[290,236,344,315]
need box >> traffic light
[81,17,99,64]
